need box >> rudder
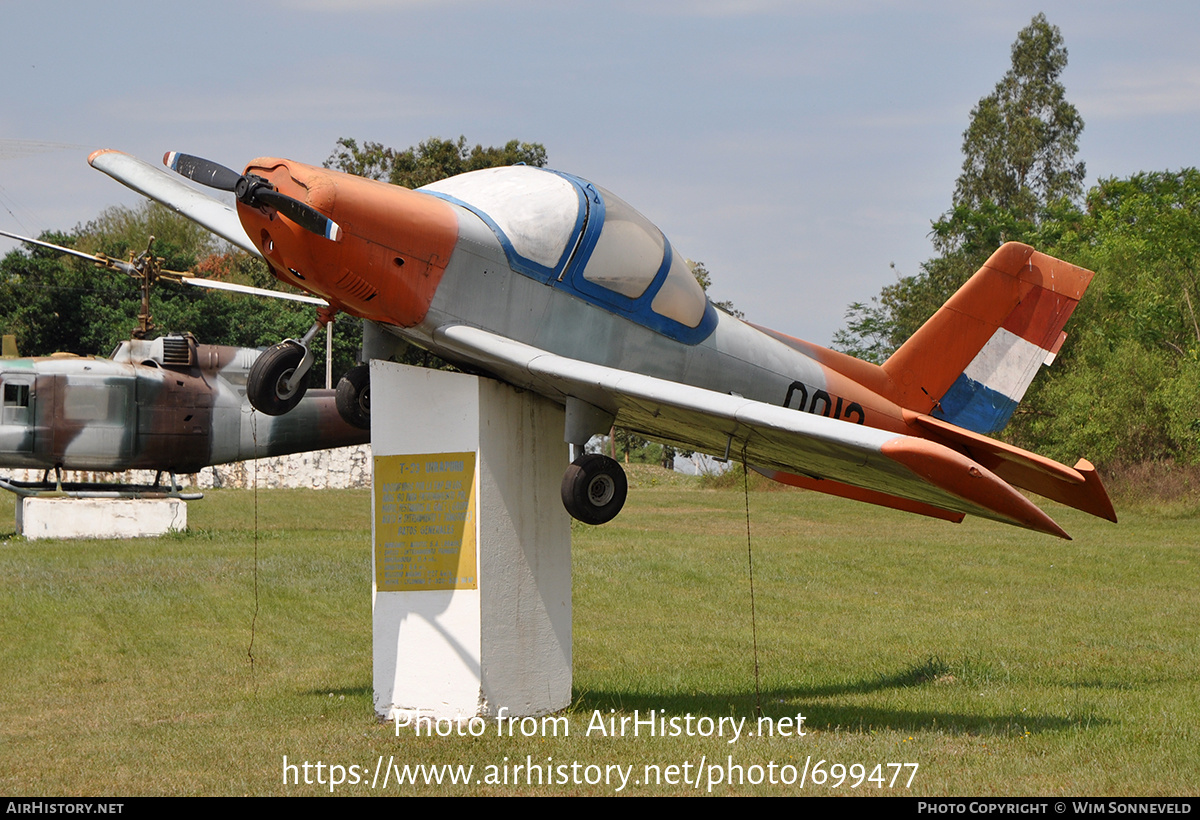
[882,242,1093,435]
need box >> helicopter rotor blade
[179,277,327,305]
[0,228,326,305]
[0,228,138,276]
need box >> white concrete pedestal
[17,497,187,539]
[371,361,571,721]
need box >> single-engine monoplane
[90,149,1116,537]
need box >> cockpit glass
[427,167,714,342]
[581,187,665,299]
[651,250,708,328]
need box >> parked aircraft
[89,149,1116,537]
[0,230,368,495]
[0,333,368,495]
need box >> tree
[834,14,1086,360]
[951,13,1085,231]
[325,136,547,188]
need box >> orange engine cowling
[236,158,460,327]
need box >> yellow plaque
[374,452,477,591]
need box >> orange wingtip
[883,438,1070,539]
[87,148,121,165]
[756,466,965,524]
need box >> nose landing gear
[246,306,338,416]
[247,340,308,415]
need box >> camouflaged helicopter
[0,229,368,497]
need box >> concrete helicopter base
[17,496,187,540]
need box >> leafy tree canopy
[951,13,1085,233]
[835,14,1086,360]
[325,136,547,188]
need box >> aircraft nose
[235,158,460,327]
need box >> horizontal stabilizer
[910,412,1117,522]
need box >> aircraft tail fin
[882,243,1093,435]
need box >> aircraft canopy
[424,167,715,341]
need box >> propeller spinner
[164,152,341,241]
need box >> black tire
[247,341,308,415]
[561,454,627,525]
[336,364,371,430]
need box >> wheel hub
[587,474,615,506]
[275,369,299,400]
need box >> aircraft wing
[88,149,261,257]
[433,324,1072,538]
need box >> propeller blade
[163,151,341,241]
[255,190,342,241]
[163,151,242,192]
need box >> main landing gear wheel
[561,454,628,525]
[336,364,371,430]
[247,341,308,415]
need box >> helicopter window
[581,187,665,298]
[423,167,579,269]
[63,386,117,422]
[2,382,31,425]
[4,383,29,408]
[650,247,708,328]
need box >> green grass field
[0,472,1196,796]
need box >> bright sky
[2,1,1197,346]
